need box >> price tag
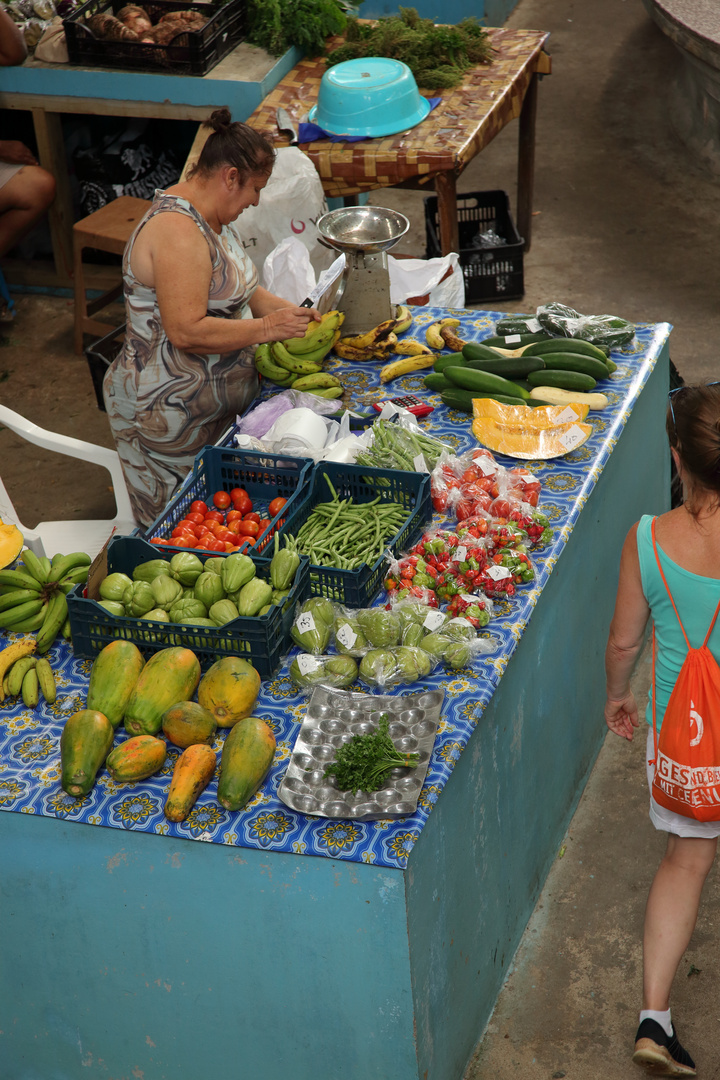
[504,334,522,344]
[296,654,320,675]
[295,611,316,635]
[485,564,512,581]
[454,545,468,563]
[336,623,357,649]
[555,406,580,424]
[423,610,446,631]
[558,424,587,452]
[413,453,428,473]
[526,318,542,333]
[459,593,481,604]
[475,457,496,476]
[520,470,539,483]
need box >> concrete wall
[358,1,520,26]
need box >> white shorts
[646,727,720,838]
[0,162,23,190]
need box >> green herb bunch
[246,0,351,58]
[325,7,492,90]
[322,713,420,794]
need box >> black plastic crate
[278,462,432,607]
[67,535,309,679]
[85,323,125,412]
[425,189,525,304]
[63,0,246,75]
[145,445,313,556]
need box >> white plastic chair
[0,403,137,559]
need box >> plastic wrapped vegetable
[333,611,369,657]
[289,653,358,689]
[291,598,333,654]
[536,302,635,347]
[356,608,401,648]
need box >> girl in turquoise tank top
[605,382,720,1077]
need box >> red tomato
[237,520,260,537]
[223,542,238,552]
[195,524,212,538]
[230,487,248,503]
[207,536,227,552]
[174,535,197,548]
[149,537,169,545]
[268,496,288,517]
[226,520,242,535]
[194,538,215,551]
[233,493,253,516]
[226,509,243,524]
[215,527,236,544]
[257,518,271,534]
[190,500,208,515]
[185,512,205,525]
[176,520,199,536]
[212,490,232,510]
[203,510,224,525]
[172,525,197,540]
[489,497,513,518]
[242,512,261,526]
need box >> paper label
[475,457,496,476]
[526,318,542,333]
[520,470,538,483]
[558,424,587,452]
[296,653,320,675]
[295,611,316,634]
[413,453,428,473]
[459,593,482,604]
[504,334,522,344]
[454,545,468,563]
[336,623,357,648]
[423,610,446,631]
[555,406,580,424]
[485,564,512,581]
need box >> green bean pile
[286,475,409,570]
[354,420,452,473]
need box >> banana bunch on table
[254,310,346,399]
[0,549,91,652]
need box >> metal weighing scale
[315,205,410,337]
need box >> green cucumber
[605,357,618,374]
[537,352,610,381]
[462,342,511,364]
[522,338,610,363]
[424,373,452,392]
[433,352,467,372]
[440,389,527,413]
[465,355,546,379]
[527,369,597,392]
[480,332,550,347]
[444,365,531,398]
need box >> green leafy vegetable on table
[246,0,350,58]
[322,713,420,794]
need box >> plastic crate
[145,446,313,556]
[425,189,525,304]
[67,536,309,679]
[85,323,125,412]
[278,462,433,607]
[63,0,246,76]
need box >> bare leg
[0,165,56,258]
[642,833,717,1010]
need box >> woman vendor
[104,106,320,528]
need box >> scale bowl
[316,206,410,254]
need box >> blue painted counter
[0,320,671,1080]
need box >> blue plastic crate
[67,536,309,679]
[278,462,432,607]
[144,446,313,557]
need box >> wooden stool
[72,196,151,356]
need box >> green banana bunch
[281,310,344,356]
[3,653,57,710]
[270,340,325,375]
[291,372,343,393]
[0,549,90,654]
[254,343,297,387]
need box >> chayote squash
[289,653,357,689]
[132,558,173,583]
[209,598,239,626]
[122,580,156,618]
[170,552,204,586]
[236,577,273,617]
[333,613,368,657]
[98,571,133,603]
[194,571,226,609]
[358,648,398,687]
[169,597,208,622]
[291,599,332,654]
[356,608,401,648]
[221,552,256,594]
[150,574,183,610]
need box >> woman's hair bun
[207,106,232,132]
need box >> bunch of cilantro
[246,0,352,58]
[322,713,420,795]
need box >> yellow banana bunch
[425,318,468,352]
[380,351,437,383]
[394,305,413,334]
[282,310,345,356]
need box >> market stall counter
[0,309,672,1080]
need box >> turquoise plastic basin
[308,57,431,138]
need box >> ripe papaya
[86,640,145,728]
[164,744,217,822]
[217,716,276,811]
[123,647,201,736]
[161,700,217,748]
[197,656,261,728]
[106,735,167,782]
[60,709,115,798]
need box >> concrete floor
[2,0,720,1077]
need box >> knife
[300,255,346,311]
[276,107,299,146]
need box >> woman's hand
[604,692,640,741]
[260,305,321,343]
[0,140,37,166]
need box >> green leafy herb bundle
[246,0,349,58]
[322,712,420,795]
[325,7,492,90]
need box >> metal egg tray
[278,686,444,821]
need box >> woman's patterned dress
[104,190,259,528]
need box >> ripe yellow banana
[440,319,467,352]
[0,637,36,702]
[394,305,413,334]
[340,316,398,351]
[380,353,437,383]
[282,311,344,355]
[333,340,379,362]
[390,339,433,357]
[425,322,446,350]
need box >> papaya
[86,640,145,728]
[106,735,167,782]
[217,716,276,811]
[123,647,201,736]
[161,700,217,748]
[164,744,217,822]
[60,709,115,798]
[197,656,261,729]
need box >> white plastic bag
[232,147,335,280]
[388,253,465,308]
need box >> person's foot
[632,1018,696,1076]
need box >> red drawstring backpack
[650,516,720,820]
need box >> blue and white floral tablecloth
[0,308,672,869]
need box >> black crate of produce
[67,536,309,679]
[85,323,125,412]
[145,446,314,556]
[63,0,246,76]
[279,462,433,607]
[424,189,524,304]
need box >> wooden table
[245,28,551,256]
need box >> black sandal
[632,1018,696,1076]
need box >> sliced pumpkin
[0,518,24,570]
[472,397,590,427]
[471,416,593,459]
